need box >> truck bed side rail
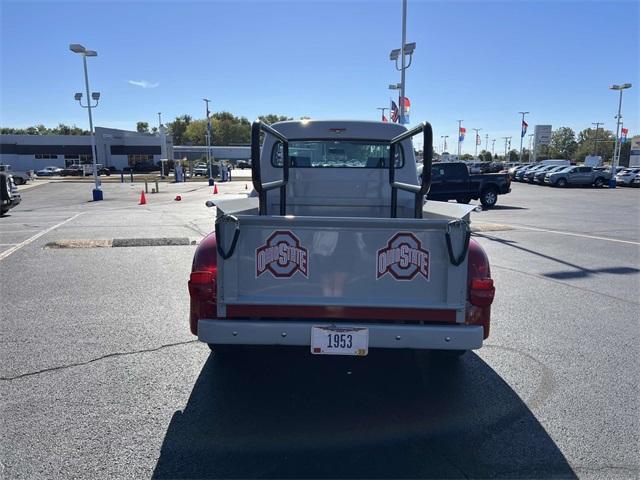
[389,122,433,218]
[251,120,290,215]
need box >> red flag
[401,97,411,112]
[382,114,388,123]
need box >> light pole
[491,139,496,156]
[70,44,102,201]
[484,134,489,155]
[528,133,534,162]
[609,83,632,187]
[591,122,603,156]
[376,107,388,121]
[457,120,463,158]
[203,98,215,186]
[472,128,482,158]
[388,0,416,125]
[518,111,530,163]
[441,135,449,153]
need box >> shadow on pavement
[153,348,575,479]
[475,233,639,280]
[482,204,528,211]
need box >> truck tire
[13,176,25,186]
[480,188,498,208]
[594,177,604,188]
[557,178,567,187]
[208,344,245,361]
[0,174,10,202]
[432,350,467,361]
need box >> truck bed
[214,197,472,323]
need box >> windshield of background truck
[272,140,404,168]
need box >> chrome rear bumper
[198,319,483,351]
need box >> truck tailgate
[215,214,469,322]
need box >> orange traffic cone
[213,184,219,194]
[245,183,248,190]
[139,190,147,205]
[175,195,182,201]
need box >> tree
[136,121,149,133]
[508,149,519,162]
[549,127,578,159]
[166,115,192,145]
[478,150,492,162]
[259,114,292,125]
[574,127,615,163]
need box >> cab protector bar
[251,120,290,215]
[389,122,433,218]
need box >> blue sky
[1,0,638,153]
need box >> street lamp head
[609,84,631,90]
[91,92,100,100]
[69,43,86,53]
[85,50,97,57]
[74,92,83,101]
[388,83,400,90]
[389,48,400,61]
[403,42,416,55]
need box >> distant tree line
[1,124,90,135]
[2,119,632,163]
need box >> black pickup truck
[418,162,511,208]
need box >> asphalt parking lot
[1,180,638,479]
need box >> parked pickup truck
[1,172,21,216]
[188,120,495,361]
[0,165,31,185]
[544,165,609,187]
[418,162,511,208]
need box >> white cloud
[128,80,159,89]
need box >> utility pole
[518,111,530,163]
[591,122,603,156]
[502,137,509,160]
[376,107,388,121]
[472,128,482,158]
[528,133,534,162]
[203,98,214,186]
[457,120,463,158]
[491,139,496,155]
[484,134,489,153]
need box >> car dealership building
[0,127,173,171]
[0,127,251,172]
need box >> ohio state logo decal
[256,230,309,278]
[376,232,429,281]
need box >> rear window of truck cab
[271,140,404,168]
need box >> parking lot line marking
[0,213,84,262]
[500,224,640,246]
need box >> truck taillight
[189,233,219,335]
[466,239,493,339]
[469,277,495,307]
[188,269,217,335]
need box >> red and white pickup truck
[188,120,494,360]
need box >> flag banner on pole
[521,120,528,138]
[476,134,481,146]
[382,114,388,123]
[621,127,628,142]
[400,114,409,125]
[390,101,399,123]
[401,97,411,113]
[459,127,466,142]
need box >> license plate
[311,326,368,356]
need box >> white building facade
[0,127,173,171]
